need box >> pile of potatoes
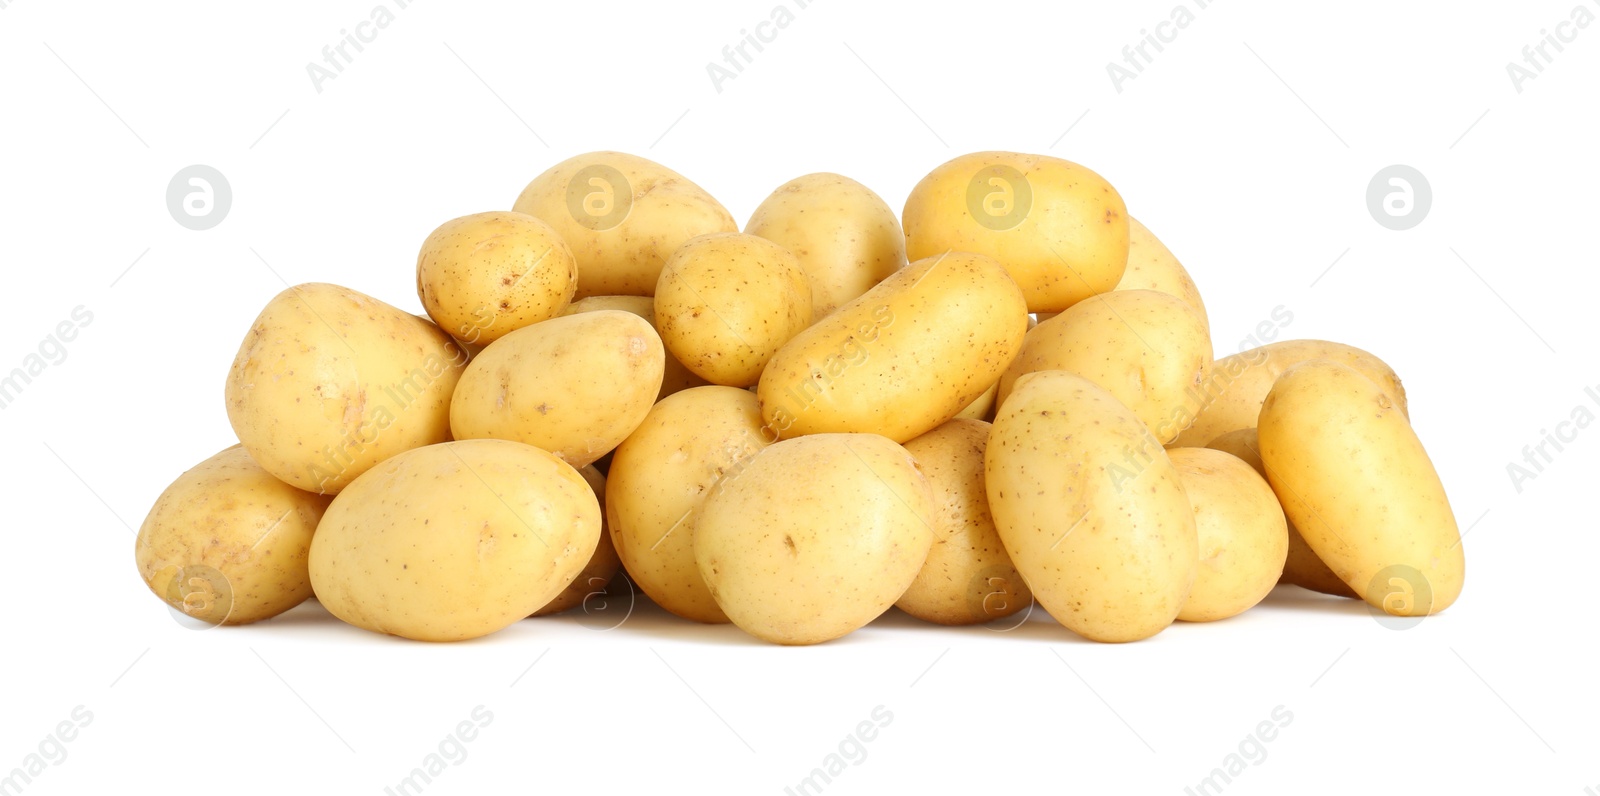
[134,150,1464,644]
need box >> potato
[450,310,664,468]
[898,419,1030,625]
[996,290,1211,444]
[987,370,1197,642]
[532,464,623,617]
[1171,339,1408,448]
[1206,428,1356,598]
[415,211,577,346]
[564,295,707,401]
[654,232,812,387]
[309,439,601,641]
[953,381,998,421]
[607,386,773,623]
[902,151,1128,312]
[1117,218,1209,335]
[226,283,467,494]
[758,252,1027,443]
[695,433,934,645]
[745,173,907,319]
[512,151,737,298]
[1258,360,1464,616]
[1166,447,1288,622]
[136,445,330,626]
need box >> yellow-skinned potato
[136,445,330,626]
[997,290,1211,444]
[902,151,1128,313]
[607,386,773,624]
[450,310,664,468]
[654,232,812,387]
[987,371,1197,642]
[898,419,1030,625]
[1117,218,1209,336]
[745,173,907,319]
[1166,447,1288,622]
[695,433,935,645]
[1206,428,1356,598]
[309,439,601,642]
[226,283,467,494]
[416,211,578,346]
[953,381,998,421]
[1258,361,1463,616]
[1172,339,1408,448]
[512,151,737,298]
[564,295,708,401]
[532,464,623,617]
[758,252,1027,443]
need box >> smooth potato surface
[1167,447,1288,622]
[416,211,577,345]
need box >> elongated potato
[450,310,664,468]
[745,173,907,319]
[532,464,622,617]
[416,210,577,345]
[512,151,737,298]
[1166,447,1288,622]
[1258,360,1463,616]
[987,370,1197,642]
[757,252,1027,443]
[564,295,707,401]
[1116,218,1208,335]
[903,151,1128,312]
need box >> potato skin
[694,433,935,645]
[897,419,1030,625]
[745,173,907,319]
[1258,360,1463,616]
[606,386,774,624]
[226,283,467,494]
[309,439,601,642]
[564,295,708,401]
[532,464,623,617]
[757,251,1027,443]
[449,310,664,468]
[654,232,812,387]
[902,151,1128,312]
[1116,218,1209,336]
[986,371,1197,642]
[1166,447,1288,622]
[512,151,737,298]
[136,445,330,626]
[416,211,577,346]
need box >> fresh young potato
[694,433,935,645]
[758,252,1027,443]
[987,370,1197,642]
[532,464,623,617]
[996,290,1211,445]
[902,151,1128,313]
[1116,218,1209,336]
[953,381,998,421]
[309,439,601,642]
[563,295,708,401]
[1171,339,1408,448]
[654,232,812,387]
[1258,360,1464,616]
[450,310,664,468]
[226,283,467,494]
[745,173,907,319]
[416,210,577,346]
[1206,428,1357,598]
[898,419,1030,625]
[512,151,737,298]
[1166,447,1288,622]
[136,445,330,626]
[607,386,773,624]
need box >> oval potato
[1116,218,1208,335]
[1166,447,1288,622]
[416,210,577,345]
[564,295,708,401]
[532,464,623,617]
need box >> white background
[1,0,1596,793]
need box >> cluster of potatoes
[134,150,1465,644]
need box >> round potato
[1166,447,1288,622]
[416,211,577,345]
[532,464,623,617]
[987,370,1197,642]
[226,283,467,494]
[564,295,708,401]
[1258,360,1463,616]
[450,310,664,468]
[695,433,935,645]
[1116,218,1209,336]
[654,232,812,387]
[136,445,330,626]
[997,289,1211,444]
[512,151,737,298]
[309,439,601,642]
[745,173,907,319]
[902,151,1128,312]
[898,419,1030,625]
